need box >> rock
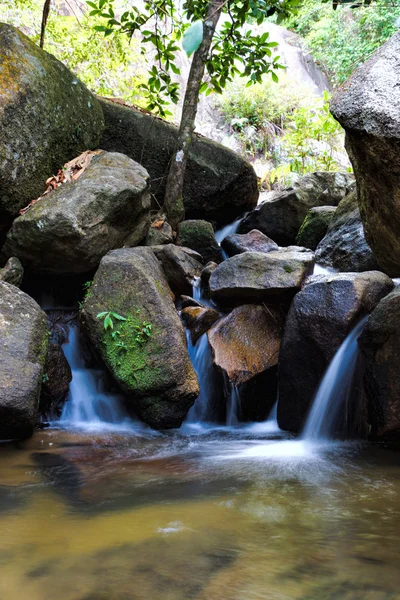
[315,191,379,272]
[180,295,207,309]
[221,229,279,257]
[296,206,337,250]
[82,247,199,429]
[178,220,223,264]
[0,257,23,287]
[200,261,218,286]
[40,342,72,417]
[0,23,104,224]
[239,171,354,245]
[209,249,315,307]
[145,220,173,246]
[330,32,400,276]
[2,152,151,274]
[0,281,48,439]
[98,98,259,226]
[359,287,400,439]
[181,306,220,344]
[277,271,394,433]
[151,244,203,296]
[208,305,284,421]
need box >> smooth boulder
[151,244,203,296]
[178,220,223,264]
[209,248,314,307]
[208,305,284,421]
[315,191,378,272]
[3,152,151,274]
[181,306,220,344]
[82,247,199,429]
[0,23,104,224]
[330,32,400,276]
[99,98,259,226]
[277,271,394,433]
[359,287,400,439]
[239,172,354,245]
[221,229,279,257]
[296,206,336,250]
[0,281,48,439]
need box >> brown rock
[181,306,220,344]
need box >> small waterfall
[302,317,367,441]
[60,326,130,428]
[226,385,241,426]
[215,219,241,259]
[185,332,217,423]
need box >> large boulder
[178,220,223,264]
[82,247,199,429]
[330,32,400,277]
[209,248,314,307]
[221,229,279,257]
[0,23,104,225]
[2,152,151,274]
[315,191,379,272]
[208,305,284,421]
[277,271,394,433]
[239,172,354,245]
[359,287,400,439]
[296,206,337,250]
[0,281,48,439]
[98,98,259,226]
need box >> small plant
[133,321,152,344]
[96,311,127,331]
[83,280,93,300]
[42,372,49,384]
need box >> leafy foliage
[97,311,127,332]
[285,0,400,85]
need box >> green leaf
[96,312,108,318]
[111,313,127,321]
[182,20,203,57]
[104,315,113,330]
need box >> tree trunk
[40,0,52,48]
[163,0,224,229]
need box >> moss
[284,265,294,273]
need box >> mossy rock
[178,220,223,264]
[0,23,104,221]
[296,206,337,250]
[82,247,199,429]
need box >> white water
[214,218,241,244]
[185,331,217,423]
[302,316,367,441]
[226,384,241,426]
[60,326,134,430]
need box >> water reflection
[0,429,399,600]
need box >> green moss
[283,265,294,273]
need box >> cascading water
[185,331,218,424]
[302,316,367,441]
[60,326,131,428]
[226,384,241,426]
[214,218,241,244]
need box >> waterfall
[214,218,241,244]
[302,317,367,441]
[226,384,241,426]
[60,326,131,428]
[185,332,219,423]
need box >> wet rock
[0,23,104,223]
[2,152,151,274]
[180,295,207,309]
[208,305,285,421]
[277,271,394,433]
[0,257,23,287]
[0,281,48,439]
[99,98,259,226]
[330,31,400,276]
[181,306,220,344]
[145,220,174,246]
[40,342,72,417]
[296,206,337,250]
[209,249,314,307]
[221,229,279,257]
[178,219,223,264]
[200,261,218,287]
[315,191,379,272]
[152,244,203,296]
[82,247,199,429]
[359,287,400,439]
[239,171,354,245]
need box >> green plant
[96,311,127,331]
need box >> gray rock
[0,23,104,224]
[359,287,400,440]
[3,152,151,274]
[239,171,354,245]
[222,229,279,257]
[209,249,315,307]
[98,98,259,226]
[40,342,72,417]
[296,206,337,250]
[277,271,394,433]
[315,191,379,272]
[145,220,174,246]
[0,257,23,287]
[151,244,203,296]
[0,281,48,439]
[82,247,199,429]
[178,220,223,264]
[331,32,400,276]
[180,295,207,309]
